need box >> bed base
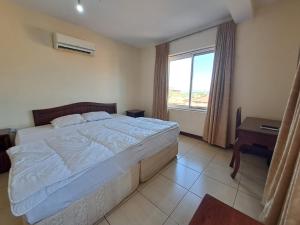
[23,142,178,225]
[140,142,178,182]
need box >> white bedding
[8,115,179,217]
[25,127,178,224]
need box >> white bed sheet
[14,115,179,224]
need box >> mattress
[13,115,179,224]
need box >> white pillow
[51,114,85,128]
[82,111,112,122]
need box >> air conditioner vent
[52,33,96,55]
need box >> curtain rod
[167,17,232,44]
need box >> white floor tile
[177,151,211,173]
[241,154,268,170]
[178,136,195,155]
[211,150,233,167]
[0,187,10,210]
[240,164,268,181]
[106,192,167,225]
[170,192,202,225]
[0,207,22,225]
[0,172,8,189]
[190,175,237,206]
[137,174,161,191]
[177,147,191,159]
[160,162,200,189]
[239,174,265,199]
[163,218,179,225]
[96,218,110,225]
[234,191,263,221]
[139,175,187,215]
[189,142,219,159]
[204,163,240,188]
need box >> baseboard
[179,131,235,150]
[180,131,203,140]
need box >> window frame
[168,47,215,111]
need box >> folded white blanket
[8,117,178,216]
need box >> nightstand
[0,129,12,173]
[126,110,145,118]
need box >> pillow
[82,111,112,122]
[51,114,85,128]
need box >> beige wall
[230,0,300,141]
[139,0,300,141]
[139,46,156,117]
[0,0,141,129]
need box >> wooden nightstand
[126,110,145,118]
[0,129,12,173]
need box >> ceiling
[11,0,275,47]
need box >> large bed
[7,102,179,225]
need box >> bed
[7,102,179,225]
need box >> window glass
[168,57,192,107]
[191,52,214,108]
[168,50,214,109]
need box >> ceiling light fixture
[76,0,84,13]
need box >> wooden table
[126,110,145,118]
[0,129,12,173]
[189,194,263,225]
[230,117,281,178]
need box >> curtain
[152,43,169,120]
[260,64,300,225]
[203,21,236,148]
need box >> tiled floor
[0,135,267,225]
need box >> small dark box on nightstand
[126,110,145,118]
[0,129,12,173]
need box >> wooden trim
[32,102,117,126]
[180,131,234,149]
[180,131,203,140]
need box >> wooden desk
[230,117,281,178]
[189,194,263,225]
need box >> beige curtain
[203,21,236,148]
[260,64,300,225]
[152,43,169,120]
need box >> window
[168,49,215,110]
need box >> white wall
[0,0,141,129]
[168,109,207,136]
[140,29,217,136]
[169,28,217,55]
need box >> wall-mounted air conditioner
[52,33,96,55]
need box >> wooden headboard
[32,102,117,126]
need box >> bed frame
[32,102,117,126]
